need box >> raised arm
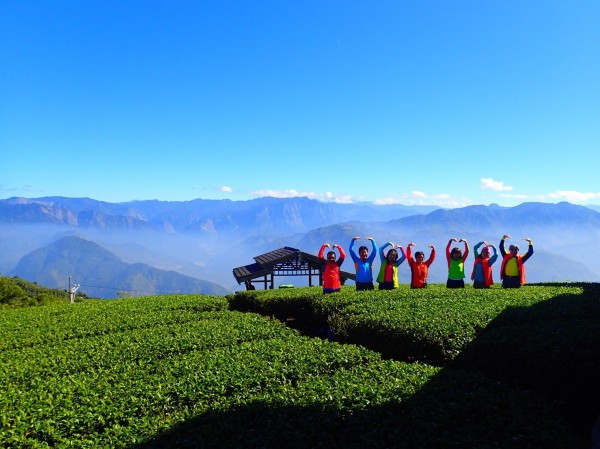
[318,243,330,260]
[379,242,392,262]
[446,238,456,263]
[426,244,436,266]
[488,244,498,265]
[460,238,470,262]
[521,238,534,262]
[395,245,406,266]
[333,244,346,265]
[499,234,511,257]
[368,237,378,263]
[349,237,359,261]
[473,241,484,258]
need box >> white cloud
[545,190,600,203]
[252,189,304,198]
[247,188,486,208]
[374,191,471,208]
[498,190,600,205]
[218,186,234,193]
[251,189,354,204]
[499,193,529,199]
[480,178,513,191]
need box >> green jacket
[376,259,400,287]
[376,243,405,287]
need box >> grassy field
[1,281,598,448]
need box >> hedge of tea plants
[230,283,600,438]
[0,276,76,308]
[0,293,584,448]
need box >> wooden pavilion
[232,246,356,290]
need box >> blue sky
[2,1,599,207]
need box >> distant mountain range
[0,196,438,233]
[11,236,228,298]
[1,196,600,294]
[290,201,600,284]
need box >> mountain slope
[0,196,438,234]
[285,202,600,283]
[3,197,600,287]
[10,236,229,298]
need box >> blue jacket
[349,239,377,283]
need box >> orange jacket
[318,245,346,289]
[500,254,526,284]
[499,240,534,285]
[406,246,435,288]
[471,256,494,286]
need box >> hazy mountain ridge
[243,201,600,284]
[2,197,600,291]
[0,196,439,234]
[10,236,228,298]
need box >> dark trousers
[378,282,395,290]
[356,281,374,291]
[502,276,521,288]
[446,279,465,288]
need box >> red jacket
[499,240,533,285]
[318,245,346,289]
[500,254,526,284]
[406,246,435,288]
[471,256,494,287]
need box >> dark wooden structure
[232,246,356,290]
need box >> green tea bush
[231,284,594,365]
[0,276,69,308]
[0,294,230,351]
[0,294,581,448]
[228,282,600,439]
[452,284,600,433]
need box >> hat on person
[482,246,490,252]
[509,244,519,251]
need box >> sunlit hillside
[1,281,598,447]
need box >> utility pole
[68,276,80,304]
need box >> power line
[76,283,182,296]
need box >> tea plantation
[1,280,599,448]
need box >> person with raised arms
[446,237,470,288]
[318,243,346,294]
[471,241,497,289]
[499,234,534,288]
[349,236,378,291]
[376,242,406,290]
[406,242,436,289]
